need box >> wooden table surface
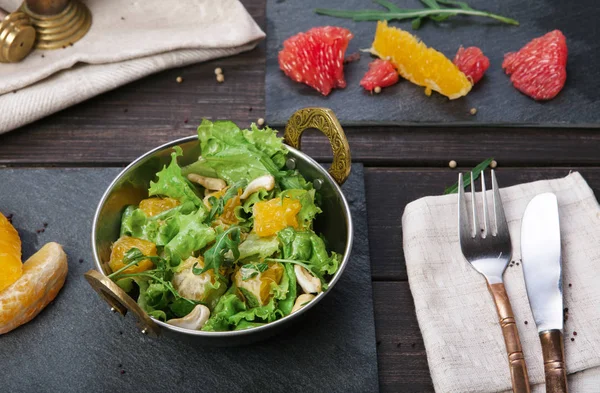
[2,1,599,391]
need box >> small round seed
[257,118,265,126]
[374,86,382,94]
[470,108,477,115]
[490,160,498,169]
[449,160,457,169]
[176,76,183,83]
[216,74,225,83]
[214,67,223,75]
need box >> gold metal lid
[21,0,92,50]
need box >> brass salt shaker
[0,7,36,63]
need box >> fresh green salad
[107,120,342,331]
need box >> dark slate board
[266,0,600,127]
[0,165,378,393]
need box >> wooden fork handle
[489,283,531,393]
[539,330,568,393]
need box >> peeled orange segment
[234,262,284,305]
[108,236,157,274]
[253,197,302,237]
[0,242,68,335]
[369,21,472,99]
[139,197,179,217]
[0,212,22,293]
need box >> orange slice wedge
[0,212,22,292]
[0,242,68,335]
[369,21,472,99]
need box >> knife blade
[521,192,568,393]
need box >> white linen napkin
[402,172,600,393]
[0,0,265,134]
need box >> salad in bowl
[105,119,343,332]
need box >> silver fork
[458,170,531,393]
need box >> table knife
[521,193,568,393]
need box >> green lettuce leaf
[149,146,203,207]
[193,119,283,184]
[202,286,283,331]
[278,169,314,191]
[120,202,195,246]
[238,233,279,261]
[242,124,287,167]
[234,320,265,330]
[229,298,283,325]
[275,263,297,316]
[165,209,215,264]
[278,228,341,276]
[202,290,246,331]
[281,189,322,229]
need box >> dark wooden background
[1,1,599,391]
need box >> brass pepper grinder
[20,0,92,50]
[0,6,36,63]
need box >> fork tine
[458,173,471,238]
[491,169,508,237]
[470,172,478,238]
[481,172,491,238]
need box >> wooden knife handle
[540,330,568,393]
[489,283,531,393]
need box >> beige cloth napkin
[0,0,265,134]
[402,172,600,393]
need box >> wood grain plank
[366,167,600,280]
[373,281,434,393]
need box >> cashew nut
[294,265,322,294]
[240,175,275,200]
[166,304,210,330]
[187,174,227,191]
[291,294,316,313]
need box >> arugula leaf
[107,248,166,279]
[443,158,493,194]
[201,226,241,275]
[238,287,261,308]
[240,262,269,281]
[169,297,199,318]
[149,147,204,207]
[315,0,518,28]
[165,209,215,265]
[205,179,248,223]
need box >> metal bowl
[84,107,353,345]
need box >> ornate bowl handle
[84,270,160,337]
[284,107,351,185]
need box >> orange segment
[220,190,242,225]
[108,236,157,274]
[234,263,284,305]
[370,21,472,99]
[253,197,302,237]
[0,242,68,335]
[139,197,179,217]
[0,212,22,293]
